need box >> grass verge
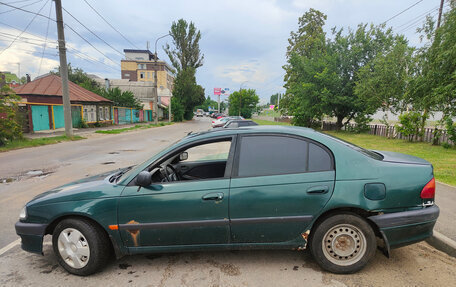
[253,119,456,186]
[95,122,173,134]
[0,135,85,152]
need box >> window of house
[124,73,130,77]
[237,135,308,177]
[99,107,104,121]
[140,72,145,79]
[147,72,150,78]
[104,107,110,120]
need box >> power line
[0,1,54,20]
[0,20,117,72]
[38,0,52,75]
[82,0,139,49]
[397,2,450,34]
[62,6,125,58]
[383,0,424,24]
[0,0,42,15]
[0,0,50,55]
[5,0,37,4]
[64,23,121,67]
[396,5,440,29]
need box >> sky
[0,0,450,104]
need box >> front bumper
[15,221,47,255]
[369,205,440,251]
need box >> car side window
[237,135,308,177]
[183,141,231,162]
[308,143,332,172]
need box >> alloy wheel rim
[322,223,367,266]
[57,228,90,269]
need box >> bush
[445,117,456,145]
[171,97,185,122]
[396,111,423,141]
[442,142,452,149]
[0,86,23,146]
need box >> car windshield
[320,133,383,160]
[116,137,184,183]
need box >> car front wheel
[52,218,111,276]
[310,213,376,274]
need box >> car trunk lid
[373,150,431,165]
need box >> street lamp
[239,81,248,117]
[153,33,171,124]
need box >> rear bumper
[369,205,439,250]
[15,221,47,255]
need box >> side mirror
[136,171,152,187]
[179,152,188,161]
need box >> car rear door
[229,134,335,244]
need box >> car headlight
[19,206,27,220]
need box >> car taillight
[420,177,435,199]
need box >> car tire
[310,213,376,274]
[52,218,111,276]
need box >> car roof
[184,125,316,142]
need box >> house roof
[14,74,112,103]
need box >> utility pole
[153,34,170,124]
[437,0,445,29]
[54,0,73,136]
[239,81,248,117]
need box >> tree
[101,87,142,109]
[355,36,415,117]
[269,93,282,106]
[195,96,218,112]
[283,8,396,129]
[228,89,259,118]
[172,68,205,120]
[0,85,22,145]
[51,64,104,95]
[164,19,204,73]
[282,9,328,127]
[165,19,205,120]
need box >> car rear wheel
[310,213,376,274]
[52,218,111,276]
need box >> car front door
[117,138,235,249]
[229,134,335,245]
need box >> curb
[426,231,456,258]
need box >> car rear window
[321,133,383,160]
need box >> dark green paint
[16,126,438,257]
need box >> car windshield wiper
[109,166,133,183]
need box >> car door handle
[202,192,224,201]
[307,185,329,194]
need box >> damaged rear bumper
[15,221,47,255]
[369,205,440,254]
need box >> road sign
[221,88,230,96]
[214,88,221,95]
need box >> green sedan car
[15,126,439,276]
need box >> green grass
[252,119,456,186]
[325,131,456,186]
[95,122,173,134]
[253,119,291,126]
[0,135,85,152]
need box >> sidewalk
[24,122,155,139]
[426,182,456,257]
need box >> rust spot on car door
[126,220,140,247]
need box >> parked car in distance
[211,116,231,128]
[223,119,258,128]
[15,125,439,276]
[196,109,204,117]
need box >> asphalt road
[0,117,455,286]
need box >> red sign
[214,88,221,95]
